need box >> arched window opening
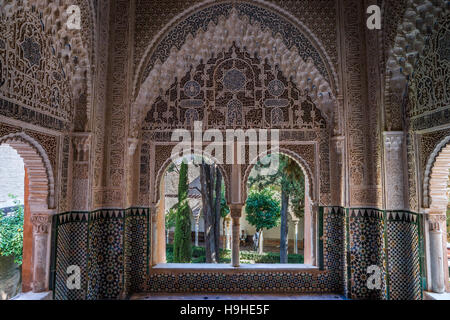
[242,153,308,265]
[160,155,230,264]
[0,144,25,300]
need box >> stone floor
[423,291,450,300]
[131,293,347,300]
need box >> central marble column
[230,204,243,267]
[293,220,299,254]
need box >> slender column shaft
[31,214,52,292]
[226,219,231,250]
[150,204,158,266]
[429,216,446,293]
[294,221,299,254]
[232,217,240,267]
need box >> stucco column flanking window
[150,203,158,266]
[30,213,52,293]
[71,133,92,211]
[383,132,406,210]
[427,214,447,293]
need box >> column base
[11,291,53,300]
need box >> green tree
[248,154,305,262]
[245,188,280,254]
[173,161,192,262]
[0,194,24,265]
[165,206,177,244]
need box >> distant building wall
[240,214,304,241]
[0,144,24,209]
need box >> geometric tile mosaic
[87,209,125,300]
[54,212,88,300]
[146,270,340,294]
[124,208,149,295]
[52,207,423,300]
[386,212,422,300]
[348,209,387,300]
[323,207,345,294]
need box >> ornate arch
[131,1,339,137]
[153,149,231,205]
[0,132,55,210]
[384,0,449,130]
[385,0,448,78]
[241,147,315,203]
[423,135,450,210]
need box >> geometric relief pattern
[142,45,326,132]
[54,213,88,300]
[0,10,73,126]
[87,210,125,300]
[386,212,422,300]
[348,209,387,300]
[409,15,450,125]
[124,208,149,294]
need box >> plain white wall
[0,144,24,209]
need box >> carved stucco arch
[384,0,449,129]
[423,135,450,211]
[153,148,231,205]
[131,1,339,137]
[386,0,448,78]
[0,0,95,126]
[241,147,315,204]
[0,132,55,210]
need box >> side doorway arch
[423,136,450,293]
[0,132,55,293]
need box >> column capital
[383,131,404,152]
[229,204,244,218]
[331,136,345,155]
[427,214,446,232]
[149,203,158,218]
[127,138,139,156]
[31,214,52,235]
[71,132,92,162]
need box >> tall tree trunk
[199,160,222,263]
[214,167,222,259]
[258,230,264,254]
[280,188,289,263]
[200,161,213,262]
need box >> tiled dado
[146,269,341,294]
[52,206,423,300]
[52,208,149,300]
[321,207,424,301]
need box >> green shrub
[166,244,303,264]
[0,195,24,265]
